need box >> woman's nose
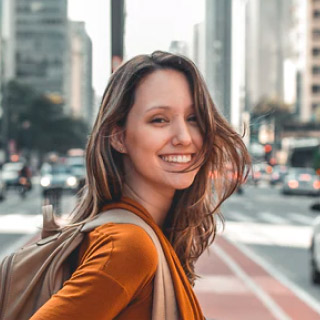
[171,120,192,146]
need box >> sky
[68,0,204,96]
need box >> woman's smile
[159,154,193,164]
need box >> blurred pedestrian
[31,51,251,319]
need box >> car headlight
[40,177,51,187]
[66,176,77,187]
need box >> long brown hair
[71,51,251,285]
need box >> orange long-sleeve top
[31,197,204,320]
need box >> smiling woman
[30,51,251,320]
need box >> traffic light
[264,144,272,163]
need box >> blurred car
[282,167,320,196]
[269,165,288,185]
[310,203,320,285]
[66,156,86,193]
[1,162,24,188]
[0,173,6,200]
[40,163,79,194]
[248,162,269,185]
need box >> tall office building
[304,0,320,122]
[14,0,68,104]
[204,0,246,131]
[1,0,16,82]
[68,21,93,124]
[246,0,297,111]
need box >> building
[67,21,93,124]
[204,0,246,132]
[169,40,189,56]
[14,0,68,105]
[1,0,16,82]
[304,0,320,122]
[245,0,298,112]
[192,22,206,78]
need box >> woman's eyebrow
[145,105,194,113]
[145,105,171,113]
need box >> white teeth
[160,155,192,163]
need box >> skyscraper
[14,0,68,103]
[68,21,93,124]
[304,0,320,122]
[204,0,246,131]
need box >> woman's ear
[110,126,127,154]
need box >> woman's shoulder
[82,222,158,272]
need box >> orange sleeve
[30,224,158,320]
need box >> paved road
[193,182,320,319]
[0,183,76,259]
[221,183,320,302]
[0,180,320,319]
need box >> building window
[314,10,320,18]
[313,29,320,40]
[313,47,320,56]
[312,85,320,93]
[313,66,320,74]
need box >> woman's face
[122,69,203,196]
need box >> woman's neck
[123,182,173,227]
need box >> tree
[1,80,89,158]
[251,97,294,148]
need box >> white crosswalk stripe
[0,213,70,234]
[225,209,315,227]
[288,212,314,225]
[0,214,42,234]
[222,222,312,248]
[259,212,288,224]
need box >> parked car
[1,162,24,188]
[40,163,79,194]
[310,203,320,285]
[282,167,320,196]
[269,165,288,185]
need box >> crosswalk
[224,209,315,226]
[219,209,315,249]
[0,213,70,234]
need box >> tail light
[313,180,320,189]
[288,180,299,189]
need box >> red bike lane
[195,236,320,320]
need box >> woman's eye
[187,115,198,123]
[150,117,168,124]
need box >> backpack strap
[41,205,60,239]
[82,208,179,320]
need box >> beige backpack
[0,206,178,320]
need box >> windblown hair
[70,51,251,285]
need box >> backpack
[0,205,178,320]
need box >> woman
[31,51,250,319]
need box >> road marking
[229,238,320,316]
[0,214,42,233]
[288,213,314,225]
[260,212,288,224]
[223,222,312,248]
[195,275,249,294]
[214,243,292,320]
[225,211,256,222]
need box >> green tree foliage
[251,97,294,147]
[2,80,89,155]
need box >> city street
[0,181,320,319]
[194,183,320,319]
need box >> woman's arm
[30,224,158,320]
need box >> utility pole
[111,0,124,73]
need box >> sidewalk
[195,236,320,320]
